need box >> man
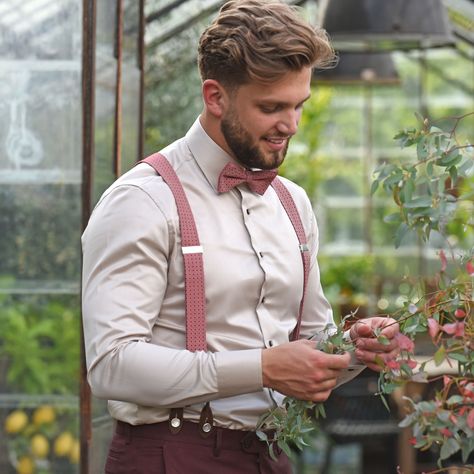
[82,1,400,472]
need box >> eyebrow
[257,93,312,108]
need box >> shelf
[0,394,78,409]
[0,169,81,185]
[0,59,80,72]
[0,280,80,295]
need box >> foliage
[0,184,81,282]
[371,112,473,248]
[3,404,79,473]
[372,112,474,469]
[0,296,80,395]
[256,113,474,471]
[255,323,354,461]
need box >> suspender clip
[299,243,309,252]
[182,245,203,254]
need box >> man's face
[220,67,312,170]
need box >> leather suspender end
[198,401,214,438]
[169,408,184,434]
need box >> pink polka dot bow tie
[217,162,278,195]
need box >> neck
[199,111,233,159]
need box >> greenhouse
[0,0,473,473]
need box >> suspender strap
[271,178,310,341]
[140,153,207,352]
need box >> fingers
[356,337,398,353]
[261,340,351,401]
[355,346,400,367]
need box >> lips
[263,136,288,151]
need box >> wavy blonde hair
[198,0,335,88]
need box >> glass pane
[121,0,141,172]
[93,0,117,204]
[0,184,81,289]
[0,294,80,473]
[0,2,82,472]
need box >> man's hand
[350,316,400,371]
[262,339,351,402]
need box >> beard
[220,109,289,170]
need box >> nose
[276,109,300,136]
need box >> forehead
[234,68,312,104]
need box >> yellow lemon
[30,433,49,458]
[5,410,28,434]
[32,405,55,426]
[53,431,74,457]
[69,439,80,464]
[16,456,34,474]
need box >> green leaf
[434,346,446,366]
[446,395,463,405]
[440,438,460,460]
[377,335,390,346]
[383,212,401,224]
[403,197,432,208]
[394,223,410,248]
[399,412,416,428]
[461,437,474,464]
[370,179,379,196]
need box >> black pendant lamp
[321,0,456,51]
[313,52,400,85]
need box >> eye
[259,104,281,114]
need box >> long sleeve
[81,182,262,408]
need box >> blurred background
[0,0,472,473]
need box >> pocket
[105,435,134,474]
[105,435,166,474]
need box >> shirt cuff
[215,349,263,398]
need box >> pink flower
[454,309,466,319]
[467,260,474,276]
[442,322,465,337]
[409,437,417,446]
[386,359,400,370]
[395,332,415,353]
[439,250,447,272]
[427,318,440,339]
[460,382,474,400]
[443,375,452,387]
[467,409,474,430]
[440,428,453,437]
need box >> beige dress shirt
[82,118,362,430]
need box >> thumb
[353,321,375,338]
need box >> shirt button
[261,297,266,304]
[202,422,212,433]
[259,252,264,258]
[246,209,250,215]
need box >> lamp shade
[313,52,400,85]
[321,0,456,51]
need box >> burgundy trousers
[105,420,293,474]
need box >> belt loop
[213,428,222,457]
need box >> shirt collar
[185,117,235,193]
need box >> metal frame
[80,0,96,471]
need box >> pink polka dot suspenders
[140,153,310,433]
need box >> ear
[202,79,228,118]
